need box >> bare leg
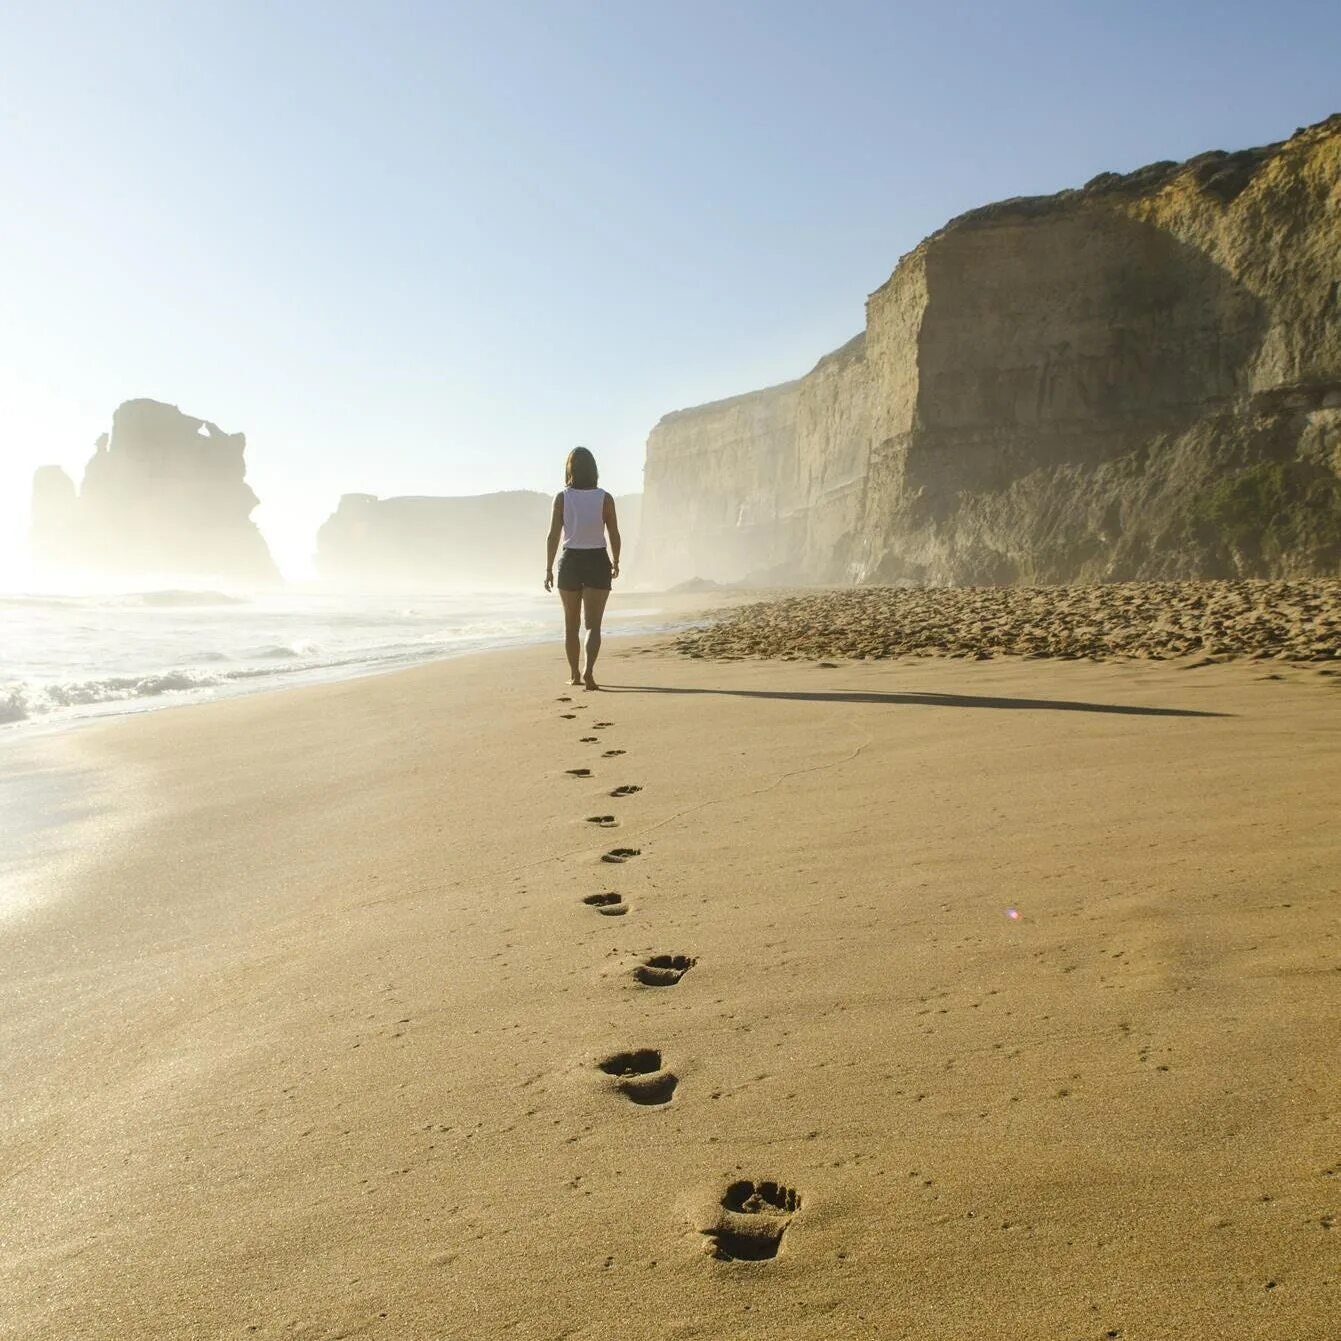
[559,588,582,684]
[581,586,611,689]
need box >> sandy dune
[1,641,1337,1339]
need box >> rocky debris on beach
[670,580,1340,664]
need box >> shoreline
[0,584,736,736]
[7,577,1333,740]
[0,734,99,919]
[2,635,1337,1337]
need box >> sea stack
[29,399,280,585]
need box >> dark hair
[565,446,598,489]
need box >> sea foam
[1,589,562,730]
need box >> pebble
[671,580,1341,664]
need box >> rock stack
[29,399,279,584]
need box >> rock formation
[316,490,641,589]
[638,115,1341,586]
[29,399,279,584]
[29,466,79,566]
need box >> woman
[544,446,621,690]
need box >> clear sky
[1,0,1335,579]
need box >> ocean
[1,587,656,732]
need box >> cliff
[641,379,804,583]
[29,400,279,585]
[637,115,1341,587]
[316,490,641,589]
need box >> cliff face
[641,381,802,584]
[316,490,641,589]
[29,399,279,584]
[637,115,1341,586]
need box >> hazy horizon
[2,0,1336,582]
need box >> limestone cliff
[641,379,803,583]
[316,490,641,589]
[29,400,279,584]
[637,115,1341,586]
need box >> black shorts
[557,547,612,591]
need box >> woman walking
[544,446,621,690]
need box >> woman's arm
[603,493,621,580]
[544,493,563,590]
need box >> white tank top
[562,487,607,549]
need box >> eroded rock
[637,115,1341,586]
[29,399,279,584]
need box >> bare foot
[583,675,599,691]
[568,675,582,686]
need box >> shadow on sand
[600,685,1229,718]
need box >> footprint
[602,847,641,864]
[598,1049,678,1105]
[559,713,577,719]
[704,1181,801,1261]
[602,749,626,758]
[565,768,592,778]
[632,953,694,986]
[557,696,572,702]
[586,815,618,827]
[609,785,642,797]
[593,721,613,729]
[580,736,599,743]
[583,892,628,917]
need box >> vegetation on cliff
[1189,462,1341,573]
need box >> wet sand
[1,637,1337,1339]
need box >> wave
[0,596,80,610]
[248,640,324,659]
[1,593,660,732]
[2,645,451,725]
[137,590,248,607]
[2,671,215,723]
[1,688,29,724]
[0,589,248,610]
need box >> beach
[2,622,1338,1339]
[0,586,697,731]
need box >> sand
[671,579,1341,664]
[1,634,1338,1339]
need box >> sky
[1,0,1336,580]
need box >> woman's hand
[611,562,620,582]
[544,570,554,592]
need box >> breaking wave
[2,670,224,722]
[137,589,249,607]
[2,588,676,731]
[0,589,247,610]
[1,590,572,729]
